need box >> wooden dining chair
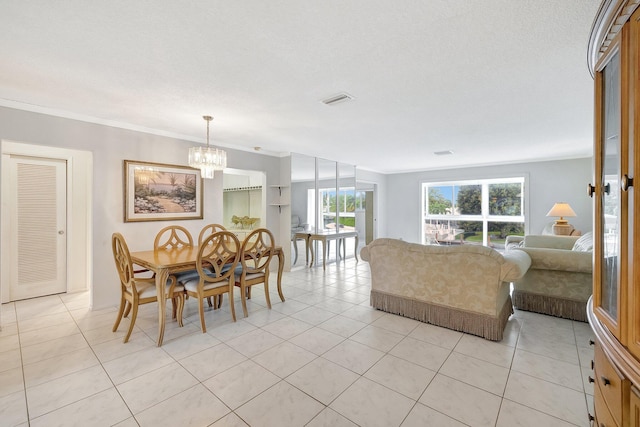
[154,225,194,250]
[112,232,184,343]
[198,224,231,308]
[154,225,200,287]
[198,223,226,245]
[235,228,275,317]
[183,231,241,332]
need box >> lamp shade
[546,202,577,219]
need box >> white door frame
[1,140,93,304]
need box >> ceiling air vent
[434,150,454,156]
[321,93,354,106]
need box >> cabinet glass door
[595,45,622,334]
[627,8,640,359]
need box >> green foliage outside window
[457,185,481,215]
[428,188,452,214]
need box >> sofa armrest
[501,250,531,282]
[515,247,592,274]
[361,245,370,262]
[505,235,524,250]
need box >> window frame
[421,176,527,247]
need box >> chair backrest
[198,223,226,245]
[112,232,134,289]
[197,231,240,283]
[154,225,193,250]
[240,228,275,274]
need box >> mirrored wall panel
[290,153,358,268]
[317,158,337,231]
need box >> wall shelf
[223,185,263,192]
[269,185,289,213]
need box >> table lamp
[546,202,577,235]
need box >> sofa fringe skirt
[370,290,513,341]
[512,290,587,322]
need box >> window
[421,177,525,248]
[311,187,357,229]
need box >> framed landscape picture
[124,160,203,222]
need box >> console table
[308,230,359,270]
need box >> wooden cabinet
[589,2,640,426]
[631,386,640,427]
[595,341,630,425]
[596,383,622,427]
[627,1,640,364]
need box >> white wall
[0,107,282,310]
[384,158,593,243]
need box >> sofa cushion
[572,232,593,252]
[523,234,578,250]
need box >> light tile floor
[0,259,595,427]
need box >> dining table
[130,244,285,346]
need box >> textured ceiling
[0,0,601,173]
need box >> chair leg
[198,295,207,333]
[112,294,126,332]
[240,282,249,317]
[263,279,272,309]
[123,301,132,318]
[247,286,252,299]
[207,296,213,307]
[216,294,223,309]
[176,295,184,327]
[277,280,285,303]
[229,285,236,322]
[171,297,177,320]
[292,237,299,264]
[124,301,139,343]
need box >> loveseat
[510,233,593,321]
[361,238,531,341]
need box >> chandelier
[188,115,227,179]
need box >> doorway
[1,141,92,304]
[365,190,375,245]
[356,183,377,247]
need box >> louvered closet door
[9,156,67,300]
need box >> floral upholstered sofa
[361,238,531,341]
[508,232,593,321]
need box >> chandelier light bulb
[188,116,227,179]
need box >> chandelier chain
[203,115,212,148]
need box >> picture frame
[124,160,203,222]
